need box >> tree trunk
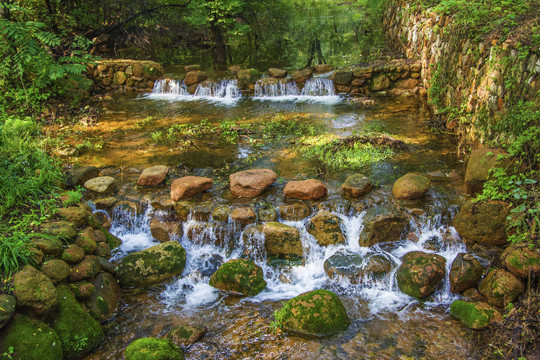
[210,22,227,69]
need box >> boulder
[450,300,502,329]
[478,269,525,307]
[125,338,184,360]
[465,148,507,194]
[314,64,333,73]
[117,241,186,287]
[167,324,207,346]
[84,176,116,194]
[69,255,101,282]
[209,258,267,296]
[13,266,57,315]
[269,68,287,78]
[263,222,303,262]
[60,244,85,264]
[40,221,78,241]
[284,179,327,201]
[113,71,126,85]
[371,74,391,91]
[501,243,540,278]
[230,169,277,197]
[331,70,353,86]
[279,202,310,221]
[40,260,71,284]
[51,285,104,359]
[340,174,373,198]
[396,251,446,299]
[71,281,95,300]
[324,251,394,283]
[184,70,207,86]
[392,173,430,200]
[453,200,509,245]
[449,253,484,293]
[86,272,121,322]
[70,166,100,187]
[0,295,15,330]
[230,207,256,226]
[0,315,63,360]
[307,210,345,246]
[58,207,88,227]
[358,205,408,247]
[76,227,98,254]
[274,289,350,336]
[150,219,182,242]
[137,165,169,186]
[291,68,313,83]
[95,242,111,258]
[32,237,63,256]
[171,176,213,201]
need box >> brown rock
[464,148,508,194]
[69,256,101,282]
[150,219,183,242]
[501,244,540,278]
[449,253,484,293]
[279,202,310,221]
[230,169,277,197]
[392,173,431,200]
[479,269,525,307]
[184,71,208,86]
[314,64,334,73]
[340,174,372,198]
[137,165,169,186]
[284,179,327,201]
[13,266,57,315]
[453,200,509,245]
[291,68,313,83]
[230,207,256,226]
[58,207,88,227]
[171,176,213,201]
[60,244,85,264]
[307,210,345,246]
[269,68,287,78]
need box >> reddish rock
[137,165,169,186]
[184,70,207,86]
[150,219,183,242]
[229,169,277,197]
[284,179,327,201]
[230,207,257,226]
[171,176,213,201]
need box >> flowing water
[72,79,477,359]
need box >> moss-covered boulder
[275,289,350,337]
[478,269,525,308]
[76,227,98,255]
[40,222,78,241]
[358,205,408,247]
[449,253,484,293]
[41,260,71,284]
[464,148,507,194]
[32,237,64,256]
[50,285,104,359]
[324,250,394,283]
[263,222,303,262]
[70,281,95,300]
[13,266,57,315]
[117,241,186,287]
[501,244,540,278]
[279,202,310,221]
[453,200,509,245]
[69,255,101,282]
[307,210,345,246]
[58,207,88,227]
[450,300,502,329]
[209,258,266,296]
[0,315,63,360]
[396,251,446,299]
[86,272,121,322]
[392,173,431,200]
[0,295,16,330]
[60,244,85,264]
[125,338,184,360]
[167,324,207,346]
[340,174,373,198]
[258,207,277,222]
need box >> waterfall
[253,77,340,103]
[194,80,242,102]
[151,79,188,95]
[147,79,241,104]
[254,79,300,97]
[301,78,335,96]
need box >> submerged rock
[307,210,345,246]
[279,202,310,221]
[229,169,277,197]
[0,295,15,330]
[117,241,186,287]
[500,243,540,278]
[324,250,394,283]
[340,174,373,198]
[396,251,446,299]
[392,173,430,200]
[137,165,169,186]
[125,338,184,360]
[275,289,350,336]
[449,253,484,293]
[478,269,525,307]
[212,205,231,222]
[453,200,509,245]
[167,324,207,346]
[258,207,277,222]
[263,222,303,262]
[358,205,408,247]
[284,179,327,201]
[209,258,267,296]
[450,300,502,329]
[13,266,57,315]
[170,176,213,201]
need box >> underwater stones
[263,222,303,261]
[0,295,16,330]
[186,222,229,247]
[314,64,333,73]
[70,166,100,187]
[58,206,88,227]
[209,258,267,296]
[358,205,408,247]
[40,260,71,284]
[450,300,502,329]
[229,169,277,197]
[40,221,78,241]
[279,202,310,221]
[392,173,431,200]
[331,70,353,86]
[269,68,287,78]
[184,70,208,86]
[371,74,391,91]
[60,244,85,264]
[117,241,186,287]
[453,200,509,245]
[170,176,213,201]
[465,148,507,194]
[0,315,63,360]
[125,338,184,360]
[51,285,104,359]
[69,255,101,282]
[291,68,313,83]
[275,289,350,337]
[478,269,525,308]
[86,272,121,322]
[449,253,484,293]
[324,251,394,283]
[396,251,446,299]
[137,165,169,186]
[167,324,207,346]
[230,207,256,226]
[307,210,345,246]
[340,174,373,198]
[284,179,327,201]
[500,243,540,278]
[150,219,182,242]
[84,176,116,194]
[13,266,57,315]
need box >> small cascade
[147,79,241,104]
[301,78,335,96]
[254,79,300,97]
[253,77,340,103]
[151,78,188,95]
[194,79,242,102]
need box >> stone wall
[383,0,540,146]
[88,60,165,93]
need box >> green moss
[0,315,62,360]
[125,338,184,360]
[450,300,496,329]
[209,258,266,296]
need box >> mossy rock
[478,269,525,308]
[0,294,16,330]
[40,221,78,241]
[125,338,184,360]
[209,258,267,296]
[396,251,446,299]
[70,281,95,300]
[167,324,207,346]
[450,300,502,329]
[392,173,431,200]
[358,205,408,247]
[60,244,85,264]
[117,241,186,288]
[50,285,104,359]
[0,315,63,360]
[340,174,373,198]
[212,205,231,222]
[501,244,540,278]
[58,207,88,227]
[275,289,350,337]
[12,265,57,315]
[449,253,484,293]
[32,237,64,256]
[41,260,71,284]
[279,202,310,221]
[76,227,97,255]
[464,148,508,194]
[69,255,101,282]
[263,222,303,261]
[86,272,121,322]
[307,210,345,246]
[453,200,509,245]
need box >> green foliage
[0,234,36,278]
[63,186,85,206]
